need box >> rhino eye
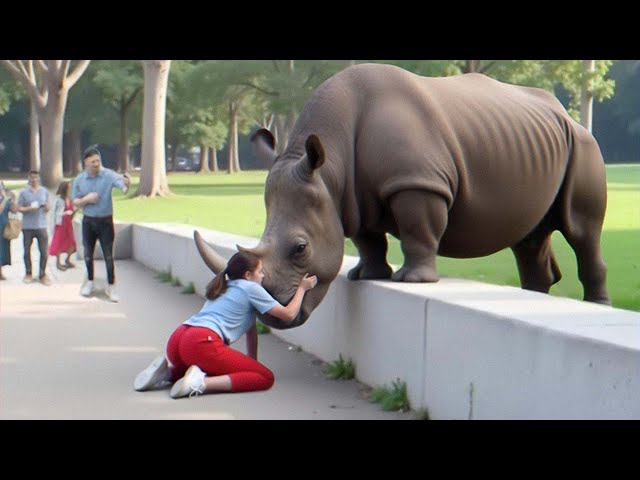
[294,243,307,255]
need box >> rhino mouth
[257,308,308,330]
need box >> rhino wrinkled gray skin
[196,63,610,329]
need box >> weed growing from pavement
[256,321,271,334]
[323,354,356,380]
[181,282,196,294]
[368,378,410,412]
[414,408,430,420]
[156,269,173,283]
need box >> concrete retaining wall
[72,217,132,260]
[118,222,640,419]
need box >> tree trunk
[580,60,596,132]
[198,145,210,173]
[464,60,481,73]
[209,147,218,172]
[275,114,288,154]
[232,116,240,172]
[69,129,82,175]
[261,113,275,130]
[63,131,71,174]
[117,102,131,173]
[29,99,40,172]
[38,89,67,188]
[227,102,240,173]
[137,60,171,197]
[286,108,297,142]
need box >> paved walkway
[0,236,414,420]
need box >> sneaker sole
[170,365,201,399]
[134,356,169,391]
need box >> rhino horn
[194,230,227,274]
[236,243,267,257]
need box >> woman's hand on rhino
[301,273,317,291]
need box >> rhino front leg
[347,232,393,280]
[389,190,447,282]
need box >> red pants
[166,324,274,393]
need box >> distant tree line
[0,60,636,197]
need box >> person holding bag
[0,181,19,280]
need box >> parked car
[175,156,196,171]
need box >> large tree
[191,60,345,155]
[1,60,90,187]
[544,60,616,131]
[0,68,34,170]
[64,63,109,175]
[137,60,171,197]
[91,60,143,172]
[257,60,344,153]
[0,68,21,115]
[451,60,615,129]
[186,61,266,172]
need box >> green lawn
[112,165,640,311]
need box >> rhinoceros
[194,63,610,329]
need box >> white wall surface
[124,223,640,419]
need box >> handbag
[3,212,21,240]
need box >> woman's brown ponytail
[204,251,260,300]
[206,268,228,300]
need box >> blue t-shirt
[71,168,126,217]
[17,187,49,229]
[184,279,279,344]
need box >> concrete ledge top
[136,222,261,249]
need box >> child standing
[49,181,77,271]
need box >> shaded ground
[0,238,413,420]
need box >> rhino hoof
[391,266,439,283]
[348,263,393,280]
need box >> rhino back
[285,64,577,254]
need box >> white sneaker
[134,355,172,391]
[105,285,119,303]
[170,365,206,399]
[80,279,94,297]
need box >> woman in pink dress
[49,181,77,271]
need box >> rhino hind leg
[388,189,447,282]
[347,232,393,280]
[564,233,610,304]
[559,132,611,305]
[512,230,562,294]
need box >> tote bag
[3,212,21,240]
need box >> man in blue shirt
[72,146,130,302]
[16,170,51,285]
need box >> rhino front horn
[194,230,227,274]
[236,243,267,256]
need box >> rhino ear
[304,134,325,170]
[250,129,277,168]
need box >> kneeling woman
[134,250,317,399]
